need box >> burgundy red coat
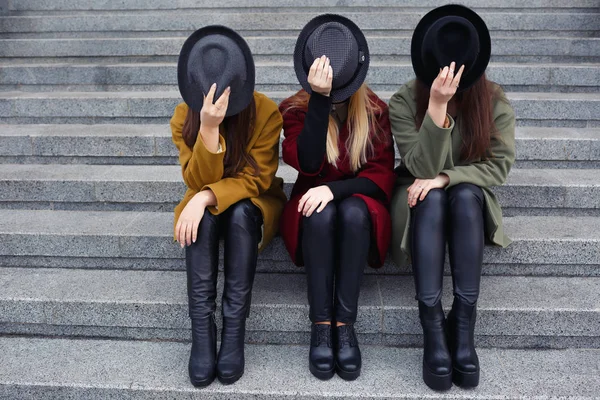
[279,91,396,268]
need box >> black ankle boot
[334,324,361,381]
[188,315,217,387]
[419,301,452,391]
[216,318,246,385]
[447,298,479,388]
[309,324,335,380]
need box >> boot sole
[423,364,452,391]
[335,363,361,381]
[309,363,335,380]
[217,371,243,385]
[452,367,479,388]
[189,374,216,388]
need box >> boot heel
[453,367,479,388]
[423,362,452,391]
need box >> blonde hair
[283,84,382,172]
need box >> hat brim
[411,5,491,92]
[177,25,255,116]
[294,14,370,102]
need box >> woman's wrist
[427,100,448,128]
[199,124,220,152]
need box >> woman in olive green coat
[389,5,515,392]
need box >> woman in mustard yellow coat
[171,26,285,388]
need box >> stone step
[0,91,598,127]
[1,62,598,93]
[0,209,598,276]
[2,125,599,168]
[1,267,598,348]
[1,338,598,400]
[9,0,600,12]
[0,11,597,38]
[1,37,598,64]
[0,164,598,217]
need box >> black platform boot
[447,298,480,388]
[186,210,220,387]
[309,323,335,380]
[216,200,262,385]
[188,315,217,387]
[419,301,452,391]
[334,324,361,381]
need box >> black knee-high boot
[217,200,262,385]
[334,197,370,381]
[447,183,485,388]
[303,202,336,380]
[185,209,220,387]
[411,189,452,391]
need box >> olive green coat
[389,80,516,268]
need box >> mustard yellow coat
[171,91,287,251]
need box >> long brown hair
[282,84,385,172]
[181,98,259,177]
[416,74,500,162]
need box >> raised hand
[429,61,465,106]
[307,55,333,97]
[201,83,231,130]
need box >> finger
[191,219,200,243]
[215,86,231,112]
[322,57,330,80]
[445,61,456,86]
[205,83,217,105]
[298,193,309,213]
[316,198,329,213]
[308,58,320,80]
[327,65,333,84]
[438,66,449,85]
[452,64,465,88]
[175,220,182,246]
[419,184,431,202]
[306,199,321,217]
[186,222,194,247]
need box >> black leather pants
[410,183,485,306]
[302,196,371,324]
[186,199,263,320]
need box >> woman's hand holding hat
[307,55,333,97]
[199,83,230,152]
[427,61,465,127]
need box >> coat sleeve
[388,84,453,179]
[441,99,516,188]
[202,102,284,214]
[280,102,326,177]
[171,102,226,192]
[355,105,396,204]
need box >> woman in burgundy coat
[279,15,396,382]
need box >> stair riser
[1,12,598,34]
[1,65,598,92]
[1,96,598,126]
[1,37,598,59]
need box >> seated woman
[171,26,285,387]
[389,5,516,391]
[279,14,395,381]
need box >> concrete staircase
[0,1,599,398]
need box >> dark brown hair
[415,74,499,162]
[181,98,259,178]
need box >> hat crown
[187,34,247,99]
[422,16,479,73]
[304,21,360,89]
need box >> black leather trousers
[185,199,263,320]
[410,183,485,306]
[302,196,371,324]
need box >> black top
[296,92,384,201]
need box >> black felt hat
[177,25,255,116]
[411,4,491,92]
[294,14,370,102]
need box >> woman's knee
[412,188,447,224]
[338,197,370,231]
[447,183,484,221]
[226,199,262,230]
[302,201,337,232]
